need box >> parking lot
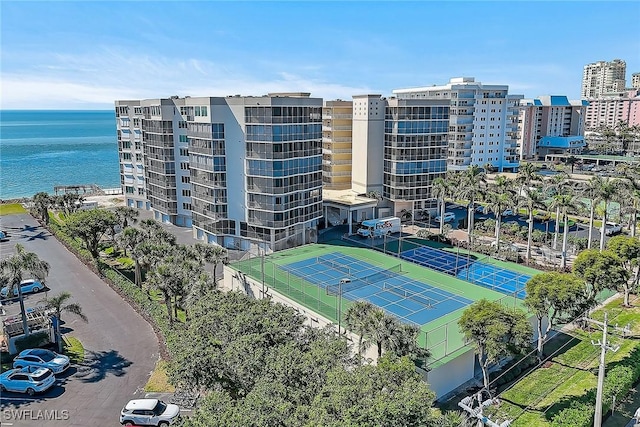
[0,213,159,426]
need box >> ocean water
[0,110,120,200]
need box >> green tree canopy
[458,299,532,389]
[572,249,629,308]
[525,272,586,359]
[606,235,640,306]
[65,209,118,259]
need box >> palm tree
[363,307,399,358]
[184,272,217,312]
[484,176,516,251]
[193,243,228,283]
[516,162,540,195]
[519,187,546,261]
[550,192,579,269]
[42,292,88,352]
[544,172,569,250]
[113,206,139,239]
[595,177,620,251]
[458,166,486,245]
[32,192,52,224]
[145,261,182,325]
[0,244,50,337]
[565,155,579,174]
[117,227,146,286]
[582,176,603,249]
[344,300,375,361]
[432,177,448,234]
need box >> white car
[435,212,456,223]
[0,366,55,395]
[604,222,622,236]
[120,399,180,426]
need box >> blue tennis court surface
[400,246,530,299]
[282,252,472,326]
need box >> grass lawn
[0,203,26,216]
[145,360,176,393]
[484,296,640,426]
[63,336,85,364]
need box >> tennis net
[384,283,433,308]
[317,257,351,276]
[326,264,402,295]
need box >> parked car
[435,212,456,223]
[475,205,486,214]
[120,399,180,426]
[0,279,44,298]
[13,348,70,375]
[605,222,623,236]
[502,209,514,217]
[0,230,7,241]
[0,366,55,395]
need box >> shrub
[531,229,545,242]
[15,332,50,353]
[550,402,594,427]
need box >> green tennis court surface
[232,243,529,364]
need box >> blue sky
[2,1,639,109]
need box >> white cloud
[1,48,374,108]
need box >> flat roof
[322,189,379,208]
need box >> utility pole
[583,312,630,427]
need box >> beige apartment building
[322,100,353,190]
[581,59,627,99]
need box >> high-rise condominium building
[581,59,627,99]
[393,77,522,173]
[351,94,449,215]
[517,96,587,160]
[322,100,353,190]
[116,93,323,251]
[584,89,640,130]
[632,72,640,90]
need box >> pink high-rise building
[584,89,640,129]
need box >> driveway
[0,213,159,426]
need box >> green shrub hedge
[15,331,50,353]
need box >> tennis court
[232,243,524,364]
[282,252,473,325]
[400,246,531,299]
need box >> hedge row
[550,345,640,426]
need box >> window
[182,189,191,197]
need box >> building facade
[632,72,640,90]
[350,95,449,216]
[115,93,323,252]
[322,100,353,190]
[393,77,522,172]
[517,96,587,159]
[581,59,627,99]
[584,89,640,130]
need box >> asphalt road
[0,213,159,427]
